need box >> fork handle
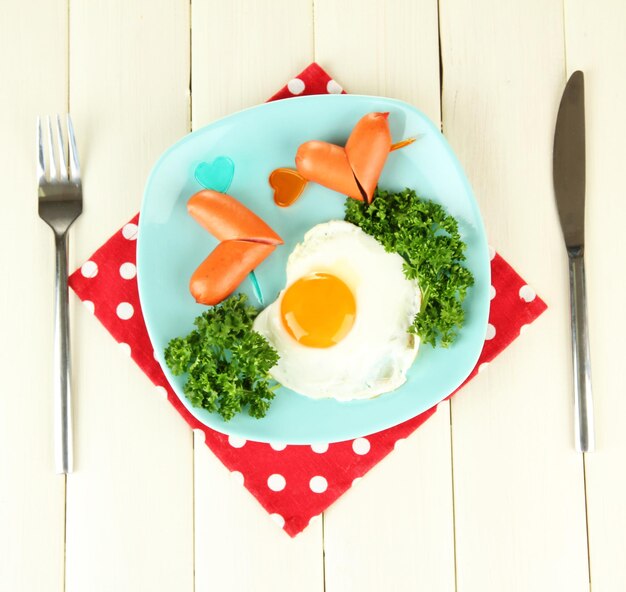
[54,232,73,473]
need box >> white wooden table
[2,1,625,590]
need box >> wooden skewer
[389,137,416,151]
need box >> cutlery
[553,71,594,452]
[37,115,83,473]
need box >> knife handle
[568,248,594,452]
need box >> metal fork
[37,115,82,474]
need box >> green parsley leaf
[164,294,280,421]
[345,188,474,347]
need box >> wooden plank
[191,2,323,591]
[440,0,590,589]
[314,2,456,590]
[0,2,67,590]
[192,0,315,126]
[194,431,324,591]
[564,1,626,589]
[314,0,441,106]
[323,416,455,592]
[65,1,194,591]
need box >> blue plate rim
[137,94,491,444]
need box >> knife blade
[553,70,594,452]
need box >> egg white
[253,220,421,400]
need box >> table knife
[553,70,594,452]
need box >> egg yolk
[281,273,356,348]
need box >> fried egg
[253,220,421,400]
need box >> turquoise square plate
[137,94,490,444]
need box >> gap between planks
[64,0,71,590]
[561,1,591,586]
[311,0,317,63]
[189,3,195,591]
[313,3,326,588]
[582,454,592,588]
[438,1,459,589]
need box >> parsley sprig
[164,294,279,421]
[345,188,474,347]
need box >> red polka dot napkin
[69,63,547,537]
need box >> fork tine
[36,117,45,182]
[67,115,80,181]
[55,115,68,181]
[47,115,57,181]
